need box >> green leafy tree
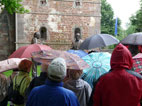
[101,0,114,35]
[0,0,29,14]
[128,0,142,32]
[101,0,124,49]
[101,0,122,36]
[125,24,136,35]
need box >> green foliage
[125,25,136,35]
[128,0,142,33]
[101,0,122,36]
[130,10,142,32]
[0,0,29,14]
[101,0,114,35]
[101,0,124,49]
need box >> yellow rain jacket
[13,71,31,106]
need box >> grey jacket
[63,79,92,106]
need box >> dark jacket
[26,79,80,106]
[27,72,47,96]
[93,43,142,106]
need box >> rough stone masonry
[0,0,101,60]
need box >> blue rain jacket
[26,79,80,106]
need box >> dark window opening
[75,1,80,6]
[74,28,81,41]
[75,28,81,36]
[40,0,47,6]
[40,27,47,40]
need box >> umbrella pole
[31,58,37,78]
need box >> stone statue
[31,32,40,44]
[71,33,83,50]
[31,32,41,78]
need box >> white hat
[47,57,67,82]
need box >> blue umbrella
[81,52,111,88]
[67,49,88,58]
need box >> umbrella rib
[99,35,107,46]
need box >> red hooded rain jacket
[93,43,142,106]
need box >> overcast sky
[107,0,140,29]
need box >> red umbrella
[32,50,89,71]
[133,53,142,74]
[9,44,52,58]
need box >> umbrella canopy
[121,32,142,45]
[0,58,26,73]
[67,49,88,58]
[132,53,142,74]
[80,34,119,50]
[81,52,111,88]
[32,50,89,71]
[9,44,52,58]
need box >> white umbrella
[0,58,26,73]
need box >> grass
[3,65,42,77]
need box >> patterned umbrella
[32,50,89,71]
[81,52,111,88]
[67,49,88,58]
[0,58,26,72]
[133,53,142,74]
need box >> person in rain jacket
[64,69,92,106]
[26,63,48,96]
[0,73,8,106]
[92,43,142,106]
[26,57,80,106]
[13,59,32,106]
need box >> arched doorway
[40,27,47,40]
[74,27,82,40]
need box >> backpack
[10,76,27,105]
[7,76,14,101]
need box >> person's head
[12,68,19,74]
[41,63,48,72]
[110,43,133,70]
[47,57,67,82]
[75,33,81,41]
[34,32,40,39]
[69,69,83,80]
[13,68,19,72]
[18,59,32,73]
[129,45,139,56]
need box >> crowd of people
[0,43,142,106]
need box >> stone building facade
[0,11,15,60]
[0,0,101,60]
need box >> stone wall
[0,0,101,60]
[16,0,101,50]
[0,11,15,60]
